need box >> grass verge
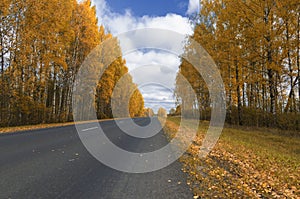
[0,119,117,134]
[0,122,76,134]
[163,117,300,198]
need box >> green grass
[168,116,300,163]
[220,126,300,187]
[220,127,300,163]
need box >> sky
[92,0,199,113]
[106,0,189,16]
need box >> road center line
[81,127,99,132]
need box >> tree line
[0,0,145,127]
[176,0,300,130]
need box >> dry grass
[163,117,300,198]
[0,119,117,134]
[0,122,75,134]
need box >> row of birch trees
[176,0,300,130]
[0,0,144,126]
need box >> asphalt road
[0,117,193,199]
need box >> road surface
[0,117,193,199]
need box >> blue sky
[93,0,199,112]
[107,0,189,17]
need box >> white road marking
[81,127,99,132]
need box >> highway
[0,117,193,198]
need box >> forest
[0,0,145,127]
[1,0,299,130]
[176,0,300,130]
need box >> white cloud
[118,28,188,57]
[92,0,109,15]
[124,50,180,71]
[100,12,193,37]
[91,0,193,111]
[139,85,175,113]
[186,0,200,15]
